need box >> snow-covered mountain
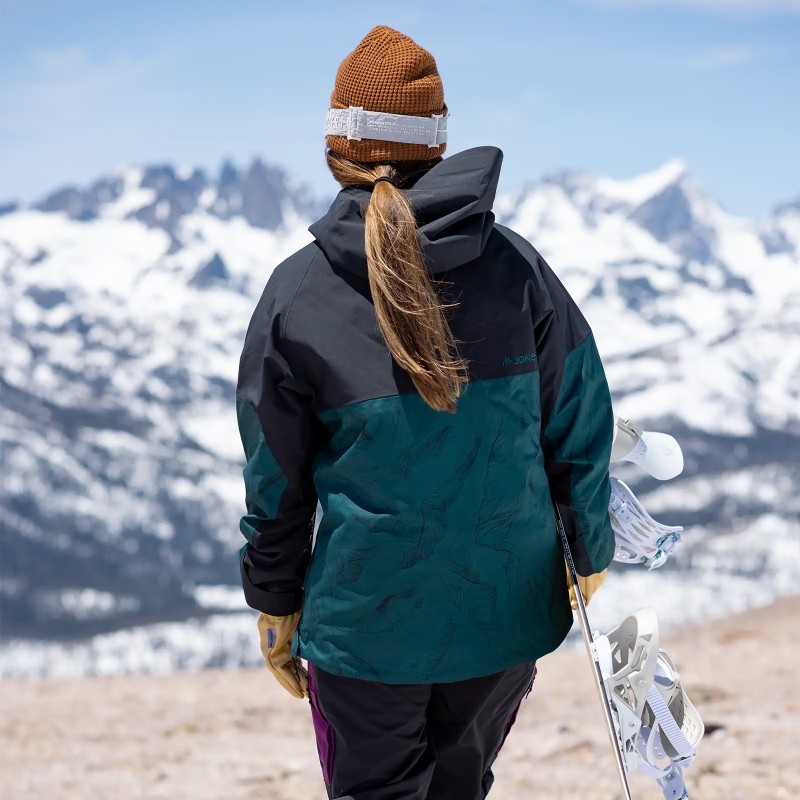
[1,156,798,678]
[497,159,800,435]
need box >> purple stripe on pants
[307,662,336,785]
[497,663,537,755]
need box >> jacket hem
[297,618,572,685]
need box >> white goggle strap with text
[325,106,448,148]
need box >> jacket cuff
[240,558,303,615]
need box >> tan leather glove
[257,610,308,699]
[565,560,607,610]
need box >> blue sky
[1,0,798,217]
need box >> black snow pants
[306,659,538,800]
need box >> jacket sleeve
[535,258,615,577]
[235,278,325,616]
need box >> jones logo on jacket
[502,353,538,367]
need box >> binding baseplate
[594,609,704,799]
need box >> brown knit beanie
[326,25,448,163]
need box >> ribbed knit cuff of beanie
[325,25,448,163]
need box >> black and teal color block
[235,146,614,683]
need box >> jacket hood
[308,146,503,277]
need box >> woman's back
[237,145,614,684]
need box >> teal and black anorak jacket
[236,146,614,683]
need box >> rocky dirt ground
[2,596,798,799]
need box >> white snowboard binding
[558,412,700,797]
[609,477,683,570]
[593,609,704,800]
[612,416,684,481]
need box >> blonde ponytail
[326,151,469,413]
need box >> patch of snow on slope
[595,158,689,206]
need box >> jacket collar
[308,146,503,277]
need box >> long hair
[326,150,469,413]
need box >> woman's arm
[493,224,615,576]
[535,259,616,577]
[235,281,324,615]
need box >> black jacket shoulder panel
[236,242,320,405]
[494,223,590,343]
[253,242,320,339]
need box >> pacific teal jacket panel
[294,370,573,683]
[542,333,614,574]
[236,395,287,536]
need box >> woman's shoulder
[490,222,587,328]
[243,241,323,347]
[492,223,547,270]
[259,241,322,305]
